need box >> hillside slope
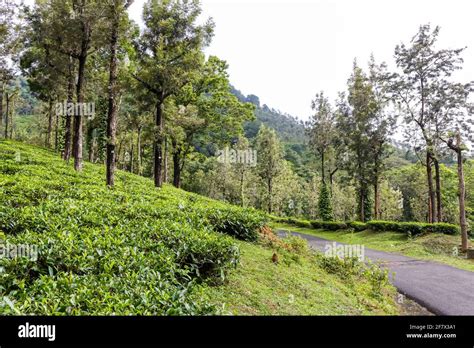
[0,140,399,315]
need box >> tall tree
[255,125,284,214]
[435,81,474,251]
[307,92,336,184]
[0,0,19,138]
[33,0,109,170]
[338,62,379,222]
[105,0,134,187]
[170,56,254,188]
[392,24,467,223]
[133,0,214,187]
[368,56,396,219]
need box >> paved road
[276,229,474,315]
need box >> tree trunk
[173,149,181,188]
[129,140,134,173]
[434,158,442,222]
[154,99,164,187]
[54,110,59,151]
[106,4,119,187]
[426,152,437,223]
[73,55,86,172]
[240,170,246,208]
[4,93,9,139]
[63,56,74,161]
[321,151,325,184]
[359,186,365,222]
[46,98,53,147]
[9,96,14,139]
[329,167,338,194]
[137,126,142,175]
[163,137,168,183]
[0,85,3,137]
[268,178,273,214]
[455,134,469,252]
[374,178,380,220]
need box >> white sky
[21,0,474,120]
[128,0,474,121]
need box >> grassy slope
[0,140,399,315]
[206,240,399,315]
[272,223,474,272]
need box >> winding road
[276,229,474,315]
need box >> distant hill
[230,86,307,144]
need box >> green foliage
[367,221,460,236]
[0,140,269,315]
[310,220,347,231]
[317,182,332,221]
[278,215,459,236]
[348,221,367,231]
[206,207,266,242]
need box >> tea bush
[277,215,459,236]
[310,220,348,231]
[0,141,263,315]
[367,221,459,236]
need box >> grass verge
[271,222,474,272]
[205,235,400,315]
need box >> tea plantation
[0,141,399,315]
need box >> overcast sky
[18,0,468,121]
[127,0,474,120]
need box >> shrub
[294,219,312,228]
[310,220,347,231]
[348,221,367,231]
[367,220,459,236]
[206,207,266,242]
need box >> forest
[0,0,473,316]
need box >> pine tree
[318,181,332,221]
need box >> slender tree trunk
[329,167,338,194]
[453,133,469,252]
[73,55,86,171]
[54,110,59,151]
[0,84,3,137]
[374,178,380,220]
[163,136,168,183]
[434,158,442,222]
[173,150,181,188]
[268,178,273,214]
[9,96,14,139]
[426,152,437,223]
[137,126,142,175]
[240,170,246,208]
[321,150,325,184]
[4,93,9,139]
[63,56,74,161]
[359,186,365,222]
[106,5,119,187]
[129,140,134,173]
[46,98,53,147]
[154,99,164,187]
